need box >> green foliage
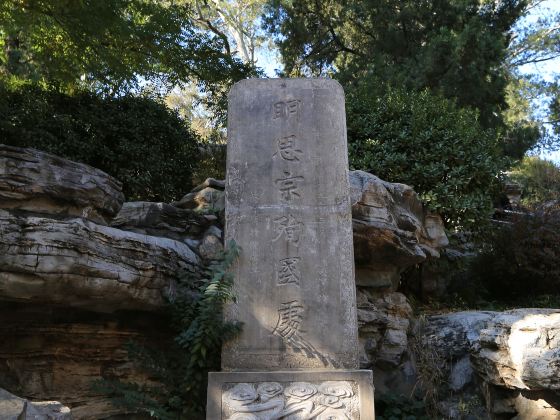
[0,82,201,201]
[192,142,227,186]
[0,0,251,100]
[375,393,429,420]
[264,0,526,129]
[469,203,560,301]
[549,92,560,143]
[508,156,560,207]
[347,81,505,229]
[507,2,560,152]
[95,241,241,419]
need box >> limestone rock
[0,209,200,312]
[449,355,474,392]
[356,290,416,395]
[349,170,448,290]
[472,309,560,391]
[0,387,72,420]
[357,291,412,367]
[111,201,211,241]
[197,226,224,261]
[425,309,560,419]
[424,311,496,359]
[0,144,124,224]
[0,303,166,419]
[172,171,449,294]
[173,178,225,213]
[193,177,225,191]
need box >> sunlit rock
[0,144,124,224]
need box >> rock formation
[424,309,560,418]
[5,145,557,419]
[0,144,124,225]
[0,210,200,312]
[0,146,210,418]
[349,170,448,291]
[0,387,71,420]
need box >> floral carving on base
[222,381,359,419]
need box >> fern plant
[94,240,241,419]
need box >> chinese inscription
[275,171,304,201]
[273,99,301,119]
[272,300,305,341]
[271,97,307,349]
[276,135,303,161]
[277,257,301,285]
[273,215,304,244]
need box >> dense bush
[375,393,429,420]
[346,81,505,229]
[469,202,560,301]
[508,156,560,208]
[0,82,201,201]
[192,142,227,185]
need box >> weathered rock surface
[0,209,200,312]
[349,170,448,291]
[357,291,412,368]
[173,178,225,213]
[197,225,224,261]
[424,309,560,419]
[0,144,124,224]
[0,386,72,420]
[170,171,448,287]
[474,310,560,391]
[0,303,166,420]
[111,201,211,242]
[357,290,415,394]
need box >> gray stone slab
[207,370,375,419]
[223,78,358,370]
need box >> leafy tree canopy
[0,0,253,112]
[505,1,560,154]
[508,156,560,206]
[347,79,505,229]
[264,0,526,128]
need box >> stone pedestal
[208,370,375,419]
[208,79,374,419]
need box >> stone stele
[223,78,358,370]
[208,79,374,419]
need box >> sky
[255,1,560,164]
[517,0,560,162]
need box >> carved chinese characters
[273,99,301,119]
[223,78,359,371]
[273,215,303,244]
[275,135,303,161]
[277,258,301,285]
[272,300,304,339]
[275,170,304,201]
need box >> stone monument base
[207,370,375,419]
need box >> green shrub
[375,393,429,420]
[0,82,201,201]
[346,82,505,230]
[508,156,560,208]
[192,142,226,185]
[469,202,560,301]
